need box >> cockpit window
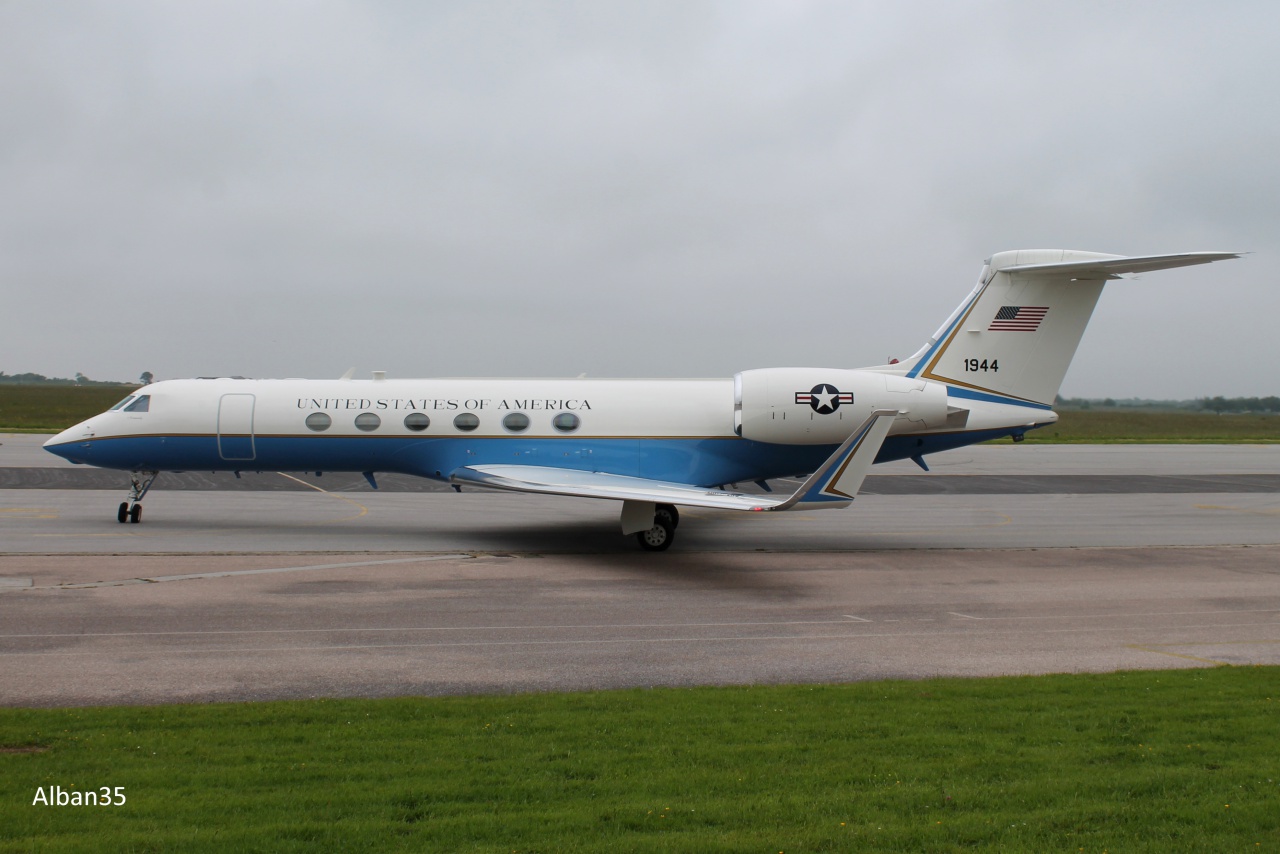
[123,395,151,413]
[109,395,136,411]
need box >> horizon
[2,369,1276,404]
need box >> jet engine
[734,368,950,444]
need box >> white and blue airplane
[44,249,1238,550]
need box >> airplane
[43,249,1239,551]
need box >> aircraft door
[217,394,256,461]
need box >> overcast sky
[2,1,1276,398]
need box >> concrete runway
[2,435,1278,706]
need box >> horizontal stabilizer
[910,249,1242,406]
[450,409,899,513]
[1001,251,1241,279]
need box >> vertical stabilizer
[904,250,1239,406]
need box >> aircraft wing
[450,465,790,511]
[450,409,899,513]
[1001,251,1241,279]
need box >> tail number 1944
[964,359,999,373]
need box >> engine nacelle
[735,368,949,444]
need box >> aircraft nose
[44,424,94,464]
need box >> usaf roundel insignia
[795,383,854,414]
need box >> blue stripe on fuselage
[45,434,824,485]
[944,386,1055,410]
[44,425,1049,486]
[905,288,985,379]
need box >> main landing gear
[635,503,680,552]
[116,471,158,524]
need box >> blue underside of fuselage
[46,427,1036,486]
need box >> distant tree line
[0,371,139,386]
[1056,396,1280,414]
[1195,396,1280,414]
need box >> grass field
[1006,409,1280,443]
[2,667,1277,852]
[0,386,136,432]
[2,386,1278,442]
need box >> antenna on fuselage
[338,367,356,381]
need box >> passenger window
[404,413,430,432]
[354,413,381,432]
[453,413,479,432]
[502,412,530,433]
[110,395,136,411]
[123,395,150,413]
[305,412,332,432]
[552,412,580,433]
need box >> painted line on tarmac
[0,507,58,519]
[1128,638,1280,667]
[1126,644,1229,666]
[276,472,370,524]
[1,618,888,639]
[5,620,1279,657]
[44,554,473,589]
[947,607,1280,622]
[1196,503,1280,517]
[21,474,373,544]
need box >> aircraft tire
[117,502,129,524]
[128,503,142,524]
[636,517,674,552]
[655,503,680,529]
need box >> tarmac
[2,434,1278,706]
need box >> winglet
[769,409,898,511]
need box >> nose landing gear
[115,471,158,524]
[116,502,139,523]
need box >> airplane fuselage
[44,373,1048,487]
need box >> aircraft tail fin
[901,250,1240,406]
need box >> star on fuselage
[811,386,837,412]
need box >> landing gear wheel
[118,471,158,525]
[655,503,680,529]
[636,517,674,552]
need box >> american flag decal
[988,306,1048,331]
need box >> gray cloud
[2,1,1275,397]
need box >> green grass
[2,667,1278,852]
[0,386,136,432]
[1005,410,1280,443]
